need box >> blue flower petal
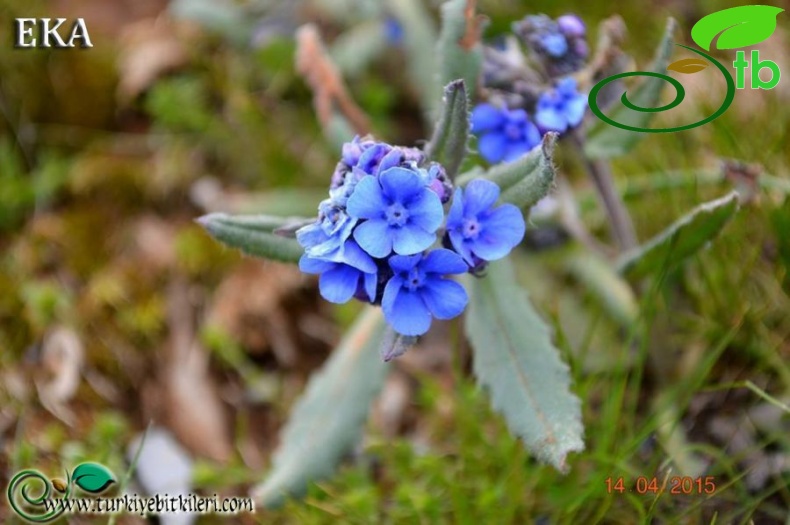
[557,76,577,96]
[421,248,468,275]
[565,95,587,127]
[473,204,525,261]
[446,188,464,230]
[346,176,387,220]
[419,277,468,320]
[471,104,505,133]
[392,225,435,255]
[363,271,378,302]
[353,219,393,258]
[357,143,389,174]
[383,286,432,336]
[381,275,404,313]
[296,221,327,249]
[541,33,568,57]
[389,254,421,273]
[405,190,443,233]
[463,179,500,217]
[478,132,507,163]
[299,254,334,274]
[379,167,423,203]
[535,108,567,132]
[319,265,361,303]
[341,240,377,273]
[377,149,403,174]
[448,229,474,265]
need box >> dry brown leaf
[117,16,192,103]
[163,281,233,463]
[35,327,85,426]
[207,261,307,366]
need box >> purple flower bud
[557,14,585,38]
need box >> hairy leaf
[691,5,784,51]
[437,0,484,110]
[617,192,739,278]
[465,258,584,472]
[424,80,469,179]
[585,18,677,159]
[252,308,389,507]
[459,133,556,210]
[197,213,305,264]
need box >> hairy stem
[571,130,637,251]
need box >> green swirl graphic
[588,44,736,133]
[7,469,70,523]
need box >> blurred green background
[0,0,788,523]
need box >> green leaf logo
[667,58,709,74]
[71,463,115,494]
[691,5,784,51]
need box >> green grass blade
[465,258,584,472]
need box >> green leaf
[465,258,584,472]
[72,463,116,494]
[616,192,739,278]
[424,80,469,180]
[691,5,784,51]
[437,0,484,109]
[386,0,440,120]
[330,20,388,76]
[564,250,639,328]
[252,307,390,507]
[379,327,418,362]
[585,18,677,159]
[197,213,306,264]
[460,133,557,210]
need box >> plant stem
[570,130,637,251]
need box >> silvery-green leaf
[424,80,469,179]
[459,133,557,210]
[330,21,388,76]
[691,5,784,51]
[465,258,584,473]
[386,0,440,120]
[197,213,305,264]
[252,308,389,507]
[437,0,483,108]
[379,326,417,362]
[564,250,638,327]
[617,192,739,278]
[585,18,677,159]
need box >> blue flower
[346,166,444,258]
[541,33,568,57]
[384,16,404,46]
[471,104,541,164]
[382,249,468,336]
[446,179,525,266]
[534,77,587,133]
[299,240,378,304]
[296,199,357,261]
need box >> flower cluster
[298,138,525,336]
[471,13,589,164]
[512,14,588,77]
